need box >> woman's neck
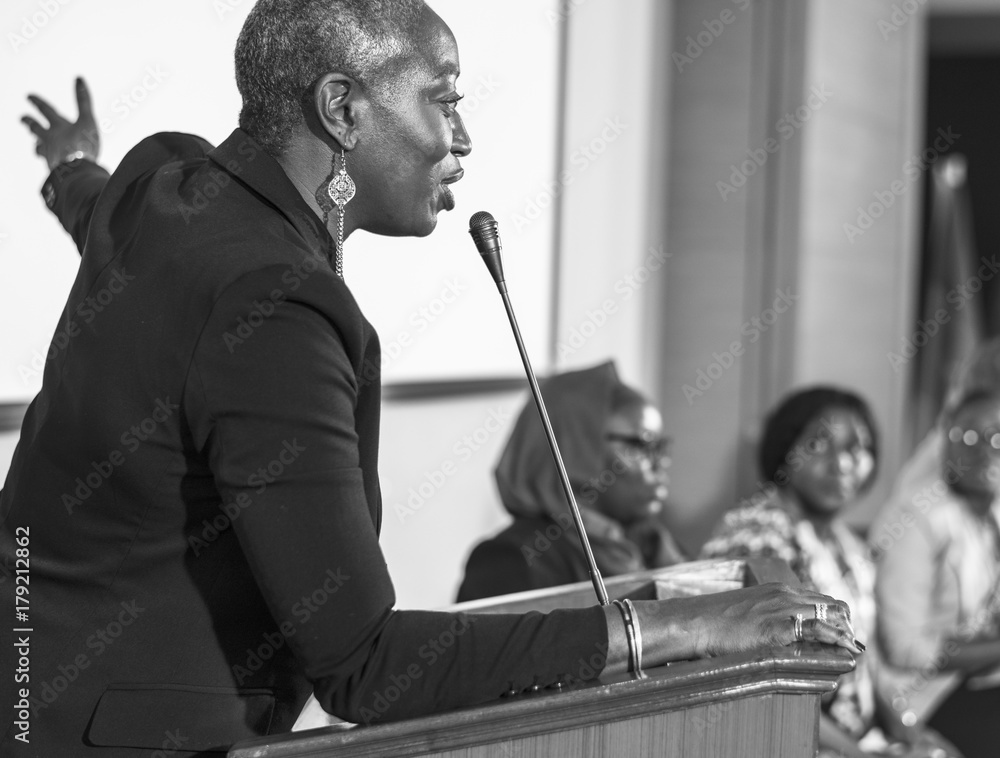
[779,488,837,538]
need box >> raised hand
[22,77,100,170]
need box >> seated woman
[701,387,958,758]
[874,338,1000,758]
[457,361,686,602]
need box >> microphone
[468,210,506,291]
[468,211,610,607]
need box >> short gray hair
[235,0,427,156]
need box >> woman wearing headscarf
[701,387,958,758]
[457,361,685,602]
[2,2,864,753]
[874,337,1000,758]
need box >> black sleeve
[41,159,111,254]
[185,267,609,726]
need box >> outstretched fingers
[27,94,63,127]
[75,77,94,124]
[21,115,45,139]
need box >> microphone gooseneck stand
[468,210,609,607]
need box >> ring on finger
[793,613,804,642]
[814,602,828,622]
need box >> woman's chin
[411,213,439,237]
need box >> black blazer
[0,130,607,756]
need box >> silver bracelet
[612,599,643,676]
[624,598,644,675]
[58,150,90,166]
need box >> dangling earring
[327,147,356,278]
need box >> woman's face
[351,8,472,238]
[784,408,875,518]
[945,396,1000,498]
[595,400,671,525]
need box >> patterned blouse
[700,493,878,739]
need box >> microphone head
[468,211,499,252]
[468,210,505,286]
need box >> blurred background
[1,0,997,609]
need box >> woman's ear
[313,73,361,150]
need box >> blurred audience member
[874,337,1000,758]
[702,387,958,757]
[457,361,684,602]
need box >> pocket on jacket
[86,682,275,753]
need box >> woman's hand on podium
[605,581,863,675]
[22,77,100,170]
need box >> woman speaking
[2,1,860,754]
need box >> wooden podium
[229,558,854,757]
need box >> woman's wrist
[631,597,707,667]
[603,600,700,675]
[602,603,631,675]
[49,148,98,171]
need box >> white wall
[554,0,673,390]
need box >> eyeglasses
[948,426,1000,452]
[606,432,672,468]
